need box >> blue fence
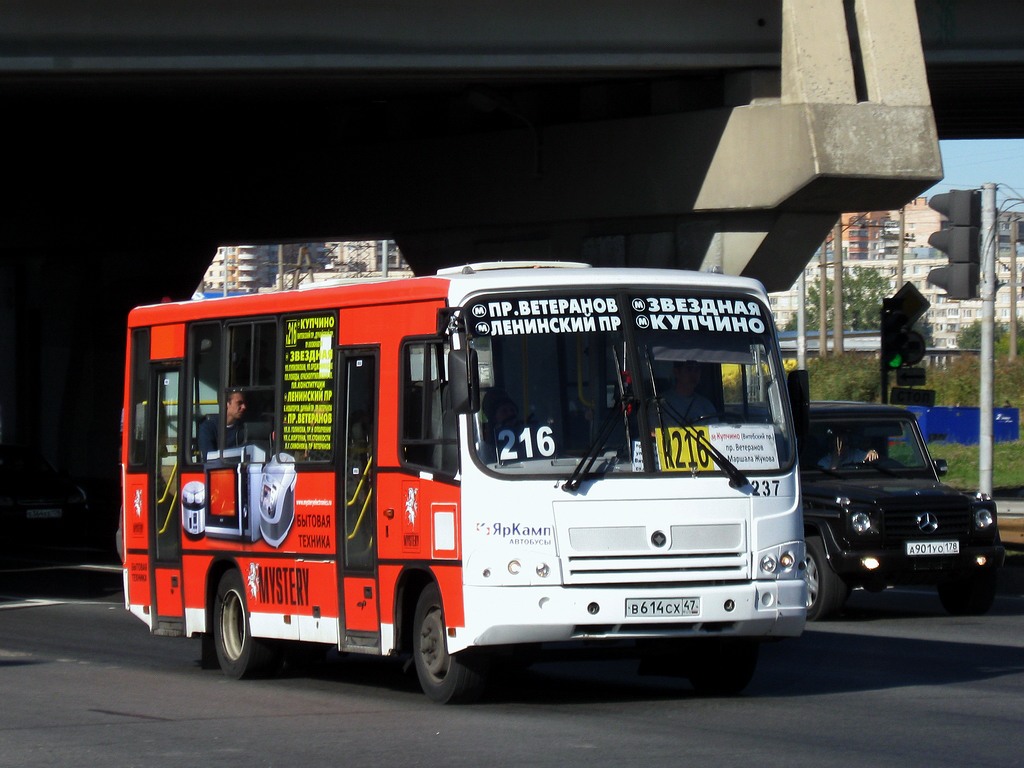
[907,406,1020,445]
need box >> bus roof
[128,264,768,328]
[438,264,768,306]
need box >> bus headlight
[758,545,801,578]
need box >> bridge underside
[5,1,949,291]
[1,0,1019,489]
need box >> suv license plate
[905,540,959,556]
[625,597,700,618]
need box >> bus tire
[213,569,280,679]
[805,534,848,621]
[413,583,489,704]
[938,570,998,616]
[687,639,759,696]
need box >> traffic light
[880,299,925,370]
[927,189,981,300]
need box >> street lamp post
[980,183,996,496]
[1011,218,1019,362]
[833,218,844,355]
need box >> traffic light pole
[979,183,996,496]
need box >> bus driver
[198,388,248,457]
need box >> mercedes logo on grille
[916,512,939,533]
[651,530,667,548]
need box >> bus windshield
[466,290,795,478]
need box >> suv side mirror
[933,458,948,476]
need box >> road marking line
[0,598,63,610]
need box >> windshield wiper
[810,464,846,477]
[853,460,899,476]
[643,347,750,490]
[562,349,632,493]
[678,422,750,489]
[561,400,631,492]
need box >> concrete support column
[0,261,18,442]
[781,0,856,105]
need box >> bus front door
[151,365,185,632]
[338,351,380,652]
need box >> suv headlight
[974,507,995,531]
[851,511,873,534]
[845,506,879,536]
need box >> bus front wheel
[412,583,490,704]
[213,569,280,679]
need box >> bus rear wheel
[412,583,490,704]
[213,569,280,679]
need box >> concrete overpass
[1,0,1023,497]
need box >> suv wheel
[938,570,998,616]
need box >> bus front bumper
[453,579,806,653]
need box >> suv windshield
[465,290,795,478]
[801,416,929,472]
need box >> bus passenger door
[338,350,380,652]
[151,365,185,630]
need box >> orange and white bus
[120,262,809,702]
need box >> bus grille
[562,522,749,585]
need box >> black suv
[800,402,1005,620]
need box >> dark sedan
[0,444,88,542]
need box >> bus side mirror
[787,369,809,440]
[446,347,480,415]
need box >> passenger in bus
[479,388,522,461]
[198,388,248,457]
[663,361,716,423]
[483,389,519,432]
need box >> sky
[928,139,1024,208]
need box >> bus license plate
[905,540,959,556]
[625,597,700,618]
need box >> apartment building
[201,240,411,296]
[769,197,1023,350]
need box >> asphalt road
[1,545,1022,768]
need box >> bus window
[189,322,222,463]
[464,290,795,475]
[128,328,150,468]
[227,320,277,456]
[229,320,276,388]
[154,368,181,561]
[401,340,457,475]
[343,354,376,571]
